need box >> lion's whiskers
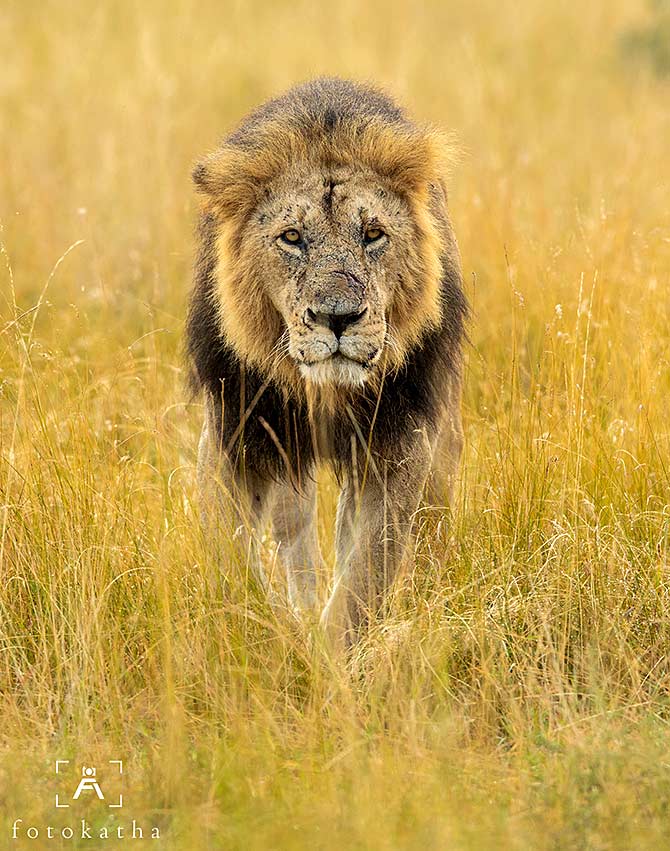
[384,324,405,364]
[260,329,290,373]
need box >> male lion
[186,78,467,645]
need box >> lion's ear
[410,133,458,195]
[192,147,264,221]
[357,123,457,201]
[192,153,236,198]
[192,159,216,193]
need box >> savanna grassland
[2,1,670,848]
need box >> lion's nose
[305,306,368,339]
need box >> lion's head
[192,79,456,392]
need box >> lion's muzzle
[287,268,386,386]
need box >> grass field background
[2,0,670,847]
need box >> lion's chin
[298,356,369,388]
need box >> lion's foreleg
[270,478,322,611]
[197,398,273,591]
[321,432,434,647]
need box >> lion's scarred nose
[305,306,368,340]
[307,269,365,314]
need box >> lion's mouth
[324,351,371,367]
[291,324,383,386]
[298,352,376,388]
[298,349,378,369]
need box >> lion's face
[251,167,415,387]
[197,118,451,393]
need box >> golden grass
[1,0,670,847]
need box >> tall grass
[1,0,670,847]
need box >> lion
[186,78,467,646]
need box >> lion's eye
[280,229,302,245]
[364,226,385,244]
